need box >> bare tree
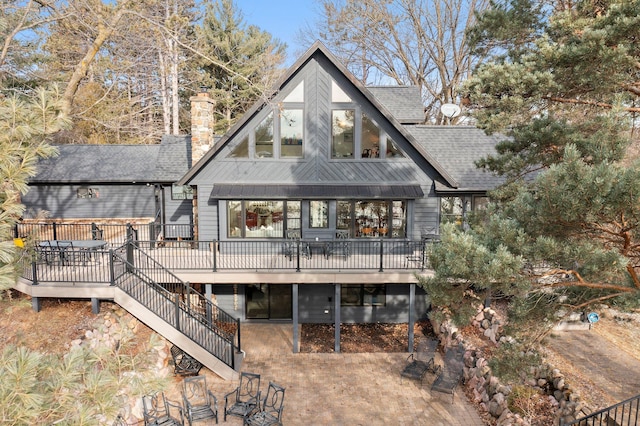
[303,0,489,124]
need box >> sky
[233,0,319,65]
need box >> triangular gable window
[229,135,249,158]
[283,81,304,102]
[332,80,351,102]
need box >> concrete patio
[166,323,485,425]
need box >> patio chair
[224,371,261,422]
[431,343,466,403]
[325,231,351,259]
[182,375,218,425]
[142,391,184,426]
[400,338,440,385]
[244,381,285,426]
[170,345,203,376]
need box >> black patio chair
[431,343,466,403]
[182,375,218,425]
[324,231,351,259]
[224,371,261,422]
[142,391,184,426]
[400,338,441,385]
[244,381,285,426]
[170,345,203,376]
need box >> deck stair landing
[112,246,241,380]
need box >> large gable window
[361,114,380,159]
[280,109,303,158]
[332,109,354,158]
[255,113,274,158]
[229,135,249,158]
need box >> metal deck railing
[561,393,640,426]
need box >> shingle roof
[368,86,424,124]
[31,135,190,184]
[406,125,506,193]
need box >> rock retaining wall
[70,304,173,425]
[435,306,585,425]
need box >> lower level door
[245,284,292,320]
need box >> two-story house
[16,42,502,377]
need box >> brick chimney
[190,90,215,164]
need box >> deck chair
[170,345,203,376]
[224,371,261,422]
[431,344,466,403]
[400,338,440,385]
[244,381,285,426]
[182,375,218,425]
[142,392,184,426]
[325,231,351,259]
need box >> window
[332,80,351,102]
[335,200,406,238]
[171,184,194,200]
[309,200,329,228]
[284,80,304,102]
[230,135,249,158]
[280,109,303,158]
[228,200,299,238]
[357,201,388,237]
[386,136,406,158]
[361,114,380,159]
[255,113,274,158]
[441,197,464,226]
[391,201,407,238]
[77,187,99,199]
[332,109,354,158]
[341,284,386,306]
[337,201,352,231]
[286,201,301,231]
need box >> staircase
[562,393,640,426]
[111,243,241,380]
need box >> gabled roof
[368,86,424,124]
[407,125,505,193]
[179,41,458,188]
[31,135,190,184]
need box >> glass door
[269,285,292,320]
[245,284,292,320]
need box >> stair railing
[111,244,240,369]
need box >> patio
[164,323,485,425]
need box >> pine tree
[0,86,67,290]
[421,0,640,327]
[195,0,286,133]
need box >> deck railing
[18,237,430,285]
[135,238,429,272]
[561,393,640,425]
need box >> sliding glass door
[245,284,292,320]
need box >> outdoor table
[38,240,108,265]
[38,240,107,249]
[304,240,329,259]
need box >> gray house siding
[23,184,155,219]
[411,185,440,239]
[299,284,335,323]
[211,284,243,318]
[161,186,193,238]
